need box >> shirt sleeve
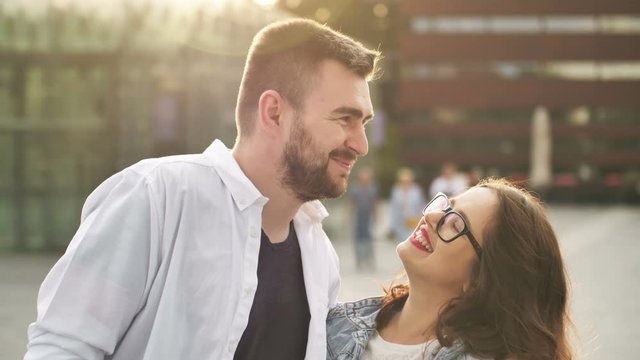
[25,168,161,360]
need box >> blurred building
[0,0,289,250]
[3,0,640,251]
[395,0,640,203]
[281,0,640,203]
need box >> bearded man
[25,18,380,360]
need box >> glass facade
[0,0,290,250]
[411,16,640,34]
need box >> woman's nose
[422,208,444,228]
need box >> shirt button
[244,287,253,296]
[250,228,259,237]
[228,342,236,352]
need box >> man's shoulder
[121,153,226,189]
[130,153,215,175]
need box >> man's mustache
[329,148,357,162]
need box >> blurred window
[544,17,597,33]
[489,17,541,33]
[402,62,640,80]
[0,68,15,121]
[411,16,640,34]
[600,16,640,33]
[0,135,12,187]
[0,196,13,248]
[433,17,486,33]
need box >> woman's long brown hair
[377,178,572,360]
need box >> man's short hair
[236,18,381,138]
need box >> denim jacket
[326,297,482,360]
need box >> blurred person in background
[389,167,426,243]
[429,162,468,199]
[349,166,378,272]
[466,166,483,188]
[25,19,380,360]
[150,63,186,157]
[327,178,573,360]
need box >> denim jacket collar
[327,297,476,360]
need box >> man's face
[281,119,354,201]
[280,59,374,202]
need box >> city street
[1,204,639,359]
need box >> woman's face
[396,186,498,292]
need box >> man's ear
[257,90,284,135]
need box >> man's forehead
[305,66,373,113]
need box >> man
[25,19,380,360]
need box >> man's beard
[281,120,357,202]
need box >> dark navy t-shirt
[233,222,310,360]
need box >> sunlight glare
[253,0,278,7]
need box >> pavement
[1,203,639,359]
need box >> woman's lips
[410,235,429,252]
[410,225,434,253]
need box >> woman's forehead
[453,188,498,231]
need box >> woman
[327,178,572,360]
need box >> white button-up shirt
[25,140,341,360]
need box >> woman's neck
[380,284,460,345]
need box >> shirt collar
[203,140,266,211]
[203,140,329,222]
[298,200,329,222]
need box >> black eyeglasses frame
[422,192,483,259]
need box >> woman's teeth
[415,227,433,252]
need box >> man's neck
[232,141,303,243]
[261,201,300,243]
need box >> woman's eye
[444,214,465,232]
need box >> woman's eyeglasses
[422,192,483,259]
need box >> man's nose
[346,123,369,157]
